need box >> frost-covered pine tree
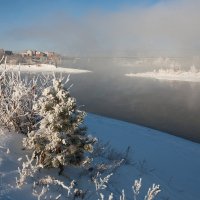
[23,79,94,171]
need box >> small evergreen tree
[23,79,94,171]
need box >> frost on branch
[33,175,76,198]
[0,71,39,134]
[23,78,95,170]
[31,175,76,200]
[93,172,113,191]
[144,183,161,200]
[16,151,43,187]
[132,178,142,200]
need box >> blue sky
[0,0,161,51]
[0,0,160,28]
[0,0,199,56]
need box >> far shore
[0,63,91,74]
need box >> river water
[62,57,200,143]
[23,57,200,143]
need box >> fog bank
[5,0,200,56]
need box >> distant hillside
[0,49,61,66]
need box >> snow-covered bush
[23,78,95,171]
[16,151,43,188]
[0,71,40,134]
[92,174,160,200]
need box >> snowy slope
[0,64,91,73]
[0,114,200,199]
[86,114,200,200]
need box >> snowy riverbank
[0,64,91,73]
[125,67,200,82]
[0,113,199,199]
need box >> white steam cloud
[5,0,200,56]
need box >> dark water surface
[27,57,200,143]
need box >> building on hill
[26,50,35,56]
[45,51,55,58]
[22,50,36,57]
[35,51,47,58]
[20,49,60,65]
[5,50,13,55]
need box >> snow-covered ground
[126,67,200,82]
[0,113,200,199]
[0,64,91,73]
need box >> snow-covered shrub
[0,71,40,134]
[0,55,5,64]
[32,176,76,200]
[92,174,160,200]
[16,152,43,187]
[133,178,142,200]
[23,78,95,170]
[87,140,134,178]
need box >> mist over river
[26,57,200,143]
